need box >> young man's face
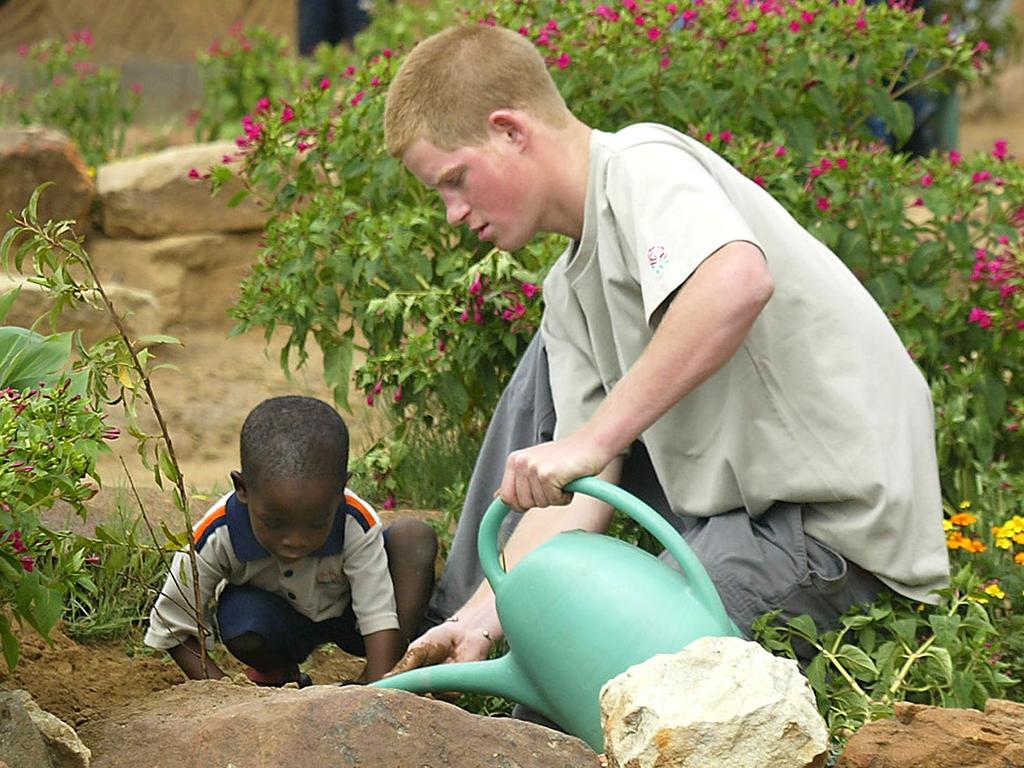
[403,132,539,252]
[233,472,343,562]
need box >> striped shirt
[144,487,398,650]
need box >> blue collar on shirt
[224,491,350,562]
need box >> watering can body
[373,477,742,751]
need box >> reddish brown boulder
[0,127,95,236]
[80,680,601,768]
[836,699,1024,768]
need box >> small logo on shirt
[647,245,668,277]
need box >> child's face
[403,133,539,252]
[235,473,344,562]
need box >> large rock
[79,680,601,768]
[88,232,260,331]
[600,636,828,768]
[836,699,1024,768]
[0,127,95,236]
[97,143,268,238]
[0,689,55,768]
[10,690,91,768]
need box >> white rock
[600,636,827,768]
[13,689,92,768]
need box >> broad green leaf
[0,287,20,324]
[837,644,878,681]
[786,614,819,643]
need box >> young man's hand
[498,430,614,512]
[386,618,494,675]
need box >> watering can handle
[478,476,732,630]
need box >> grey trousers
[424,333,884,638]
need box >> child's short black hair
[239,396,349,489]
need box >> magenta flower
[774,145,787,157]
[522,282,539,299]
[647,27,662,41]
[351,91,365,106]
[281,106,295,123]
[188,168,200,179]
[992,140,1008,161]
[743,21,758,33]
[256,96,271,112]
[320,77,331,90]
[371,75,381,87]
[949,149,962,167]
[518,25,530,35]
[660,56,671,68]
[968,307,993,328]
[502,303,526,322]
[366,393,375,406]
[131,82,143,94]
[393,386,403,403]
[972,170,992,184]
[682,9,698,22]
[546,19,559,31]
[920,173,933,187]
[556,52,571,69]
[788,20,802,32]
[855,14,867,30]
[634,15,646,26]
[719,130,733,144]
[382,48,393,59]
[383,494,397,510]
[754,176,766,187]
[800,10,815,23]
[20,556,34,572]
[469,274,483,295]
[595,5,621,21]
[623,0,638,10]
[815,197,830,211]
[344,65,357,77]
[85,555,101,566]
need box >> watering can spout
[374,655,549,718]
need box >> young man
[383,24,948,672]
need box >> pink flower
[634,15,646,26]
[920,173,933,187]
[20,556,34,572]
[754,176,766,187]
[370,75,381,87]
[351,91,365,106]
[775,145,787,157]
[948,149,962,166]
[296,141,311,152]
[319,77,331,90]
[719,130,733,144]
[546,19,559,31]
[85,555,101,566]
[393,386,403,403]
[623,0,638,10]
[469,274,483,295]
[660,56,671,68]
[522,282,539,299]
[281,106,295,124]
[131,82,143,94]
[647,27,662,41]
[744,21,758,33]
[682,9,698,22]
[222,154,233,164]
[17,44,28,57]
[800,10,815,23]
[344,65,357,77]
[502,303,526,322]
[518,25,530,36]
[974,40,990,54]
[666,3,678,12]
[968,307,993,328]
[972,170,992,184]
[556,52,571,69]
[816,196,831,211]
[992,139,1008,160]
[383,494,397,510]
[855,14,867,30]
[788,20,802,32]
[595,5,621,21]
[188,168,200,179]
[256,96,271,112]
[382,48,393,58]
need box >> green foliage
[0,288,113,669]
[3,186,212,666]
[754,567,1018,741]
[1,29,140,167]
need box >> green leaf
[0,327,73,390]
[891,618,919,648]
[0,287,20,324]
[27,181,54,222]
[227,188,251,208]
[0,614,19,672]
[836,643,878,681]
[907,241,944,282]
[786,614,819,644]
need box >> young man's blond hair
[384,24,570,157]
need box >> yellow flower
[950,512,977,526]
[959,500,972,510]
[983,583,1005,600]
[943,519,953,531]
[996,537,1012,550]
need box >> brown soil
[4,13,1024,740]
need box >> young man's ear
[230,470,249,504]
[487,109,529,149]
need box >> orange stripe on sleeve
[192,504,227,544]
[345,493,379,529]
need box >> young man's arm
[498,240,773,512]
[387,458,622,673]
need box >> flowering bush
[1,29,140,168]
[0,290,115,668]
[193,23,354,142]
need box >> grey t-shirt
[541,123,948,603]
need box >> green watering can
[373,476,742,751]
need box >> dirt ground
[5,31,1024,741]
